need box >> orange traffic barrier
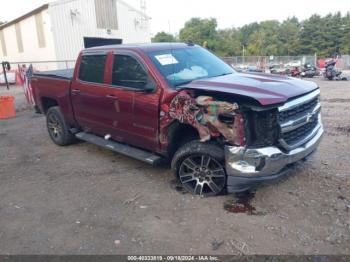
[0,96,16,119]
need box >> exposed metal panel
[15,23,24,53]
[94,0,118,30]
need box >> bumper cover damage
[225,124,324,192]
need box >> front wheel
[172,141,227,197]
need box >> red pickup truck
[32,43,323,196]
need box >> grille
[282,117,318,145]
[278,90,321,150]
[279,97,319,123]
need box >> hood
[179,72,319,106]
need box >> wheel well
[167,121,199,158]
[41,97,58,114]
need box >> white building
[0,0,151,70]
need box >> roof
[117,0,151,20]
[0,0,150,31]
[49,0,151,20]
[85,43,196,53]
[0,4,49,30]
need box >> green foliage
[179,18,218,49]
[246,20,282,56]
[154,12,350,58]
[215,28,242,56]
[299,12,350,57]
[152,31,177,43]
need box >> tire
[46,106,75,146]
[171,141,227,197]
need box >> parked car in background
[285,60,302,68]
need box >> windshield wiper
[214,72,233,77]
[174,73,233,89]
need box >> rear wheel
[172,141,226,197]
[46,106,75,146]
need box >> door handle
[106,94,118,99]
[72,89,81,94]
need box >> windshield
[147,46,234,87]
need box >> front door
[109,52,160,151]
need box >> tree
[153,12,350,58]
[299,13,343,57]
[279,17,300,56]
[215,28,242,56]
[340,12,350,54]
[0,21,6,25]
[152,32,177,43]
[246,20,281,56]
[179,18,218,50]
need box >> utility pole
[242,44,245,65]
[1,61,10,90]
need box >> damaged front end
[161,88,323,193]
[160,90,246,148]
[225,89,324,192]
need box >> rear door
[71,51,129,136]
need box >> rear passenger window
[79,55,107,84]
[112,55,148,89]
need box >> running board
[75,132,164,166]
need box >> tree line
[152,12,350,58]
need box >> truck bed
[33,69,74,80]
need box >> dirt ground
[0,76,350,255]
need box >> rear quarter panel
[32,76,76,126]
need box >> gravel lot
[0,77,349,255]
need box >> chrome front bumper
[225,124,323,192]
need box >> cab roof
[84,43,196,53]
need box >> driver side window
[112,54,148,89]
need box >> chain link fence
[222,55,318,72]
[222,55,350,71]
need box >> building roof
[0,0,150,31]
[0,4,49,30]
[117,0,151,20]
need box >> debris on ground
[170,179,188,194]
[123,193,141,205]
[114,240,121,248]
[211,239,224,251]
[228,239,249,254]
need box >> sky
[0,0,349,35]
